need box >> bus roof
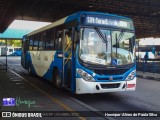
[27,11,133,36]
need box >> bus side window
[9,49,13,52]
[33,35,38,50]
[46,29,54,50]
[39,32,45,50]
[29,37,33,50]
[55,29,62,50]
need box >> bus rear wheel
[53,69,62,89]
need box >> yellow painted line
[9,69,86,120]
[31,83,73,111]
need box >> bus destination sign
[81,14,133,30]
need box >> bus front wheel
[53,69,62,89]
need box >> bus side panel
[26,51,37,75]
[27,51,63,81]
[43,51,63,81]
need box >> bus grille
[94,69,127,75]
[97,77,123,80]
[101,83,120,89]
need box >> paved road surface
[1,57,160,120]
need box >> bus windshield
[79,28,135,66]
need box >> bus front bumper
[76,77,136,94]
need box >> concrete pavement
[137,71,160,81]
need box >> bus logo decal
[109,76,113,80]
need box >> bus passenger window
[9,49,13,52]
[55,38,62,50]
[46,30,54,50]
[33,40,38,50]
[39,32,45,50]
[55,30,62,50]
[29,37,33,50]
[33,35,38,50]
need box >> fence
[136,59,160,73]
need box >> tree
[0,39,22,47]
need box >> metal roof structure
[0,0,160,38]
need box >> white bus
[0,46,21,56]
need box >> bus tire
[53,68,62,89]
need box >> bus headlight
[77,69,95,82]
[126,69,136,81]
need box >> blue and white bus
[21,11,136,94]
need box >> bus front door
[62,29,74,90]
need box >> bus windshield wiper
[115,30,125,54]
[94,26,108,43]
[117,30,125,42]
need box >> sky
[0,20,51,39]
[9,20,51,30]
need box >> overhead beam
[0,0,14,32]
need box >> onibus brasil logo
[3,97,36,108]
